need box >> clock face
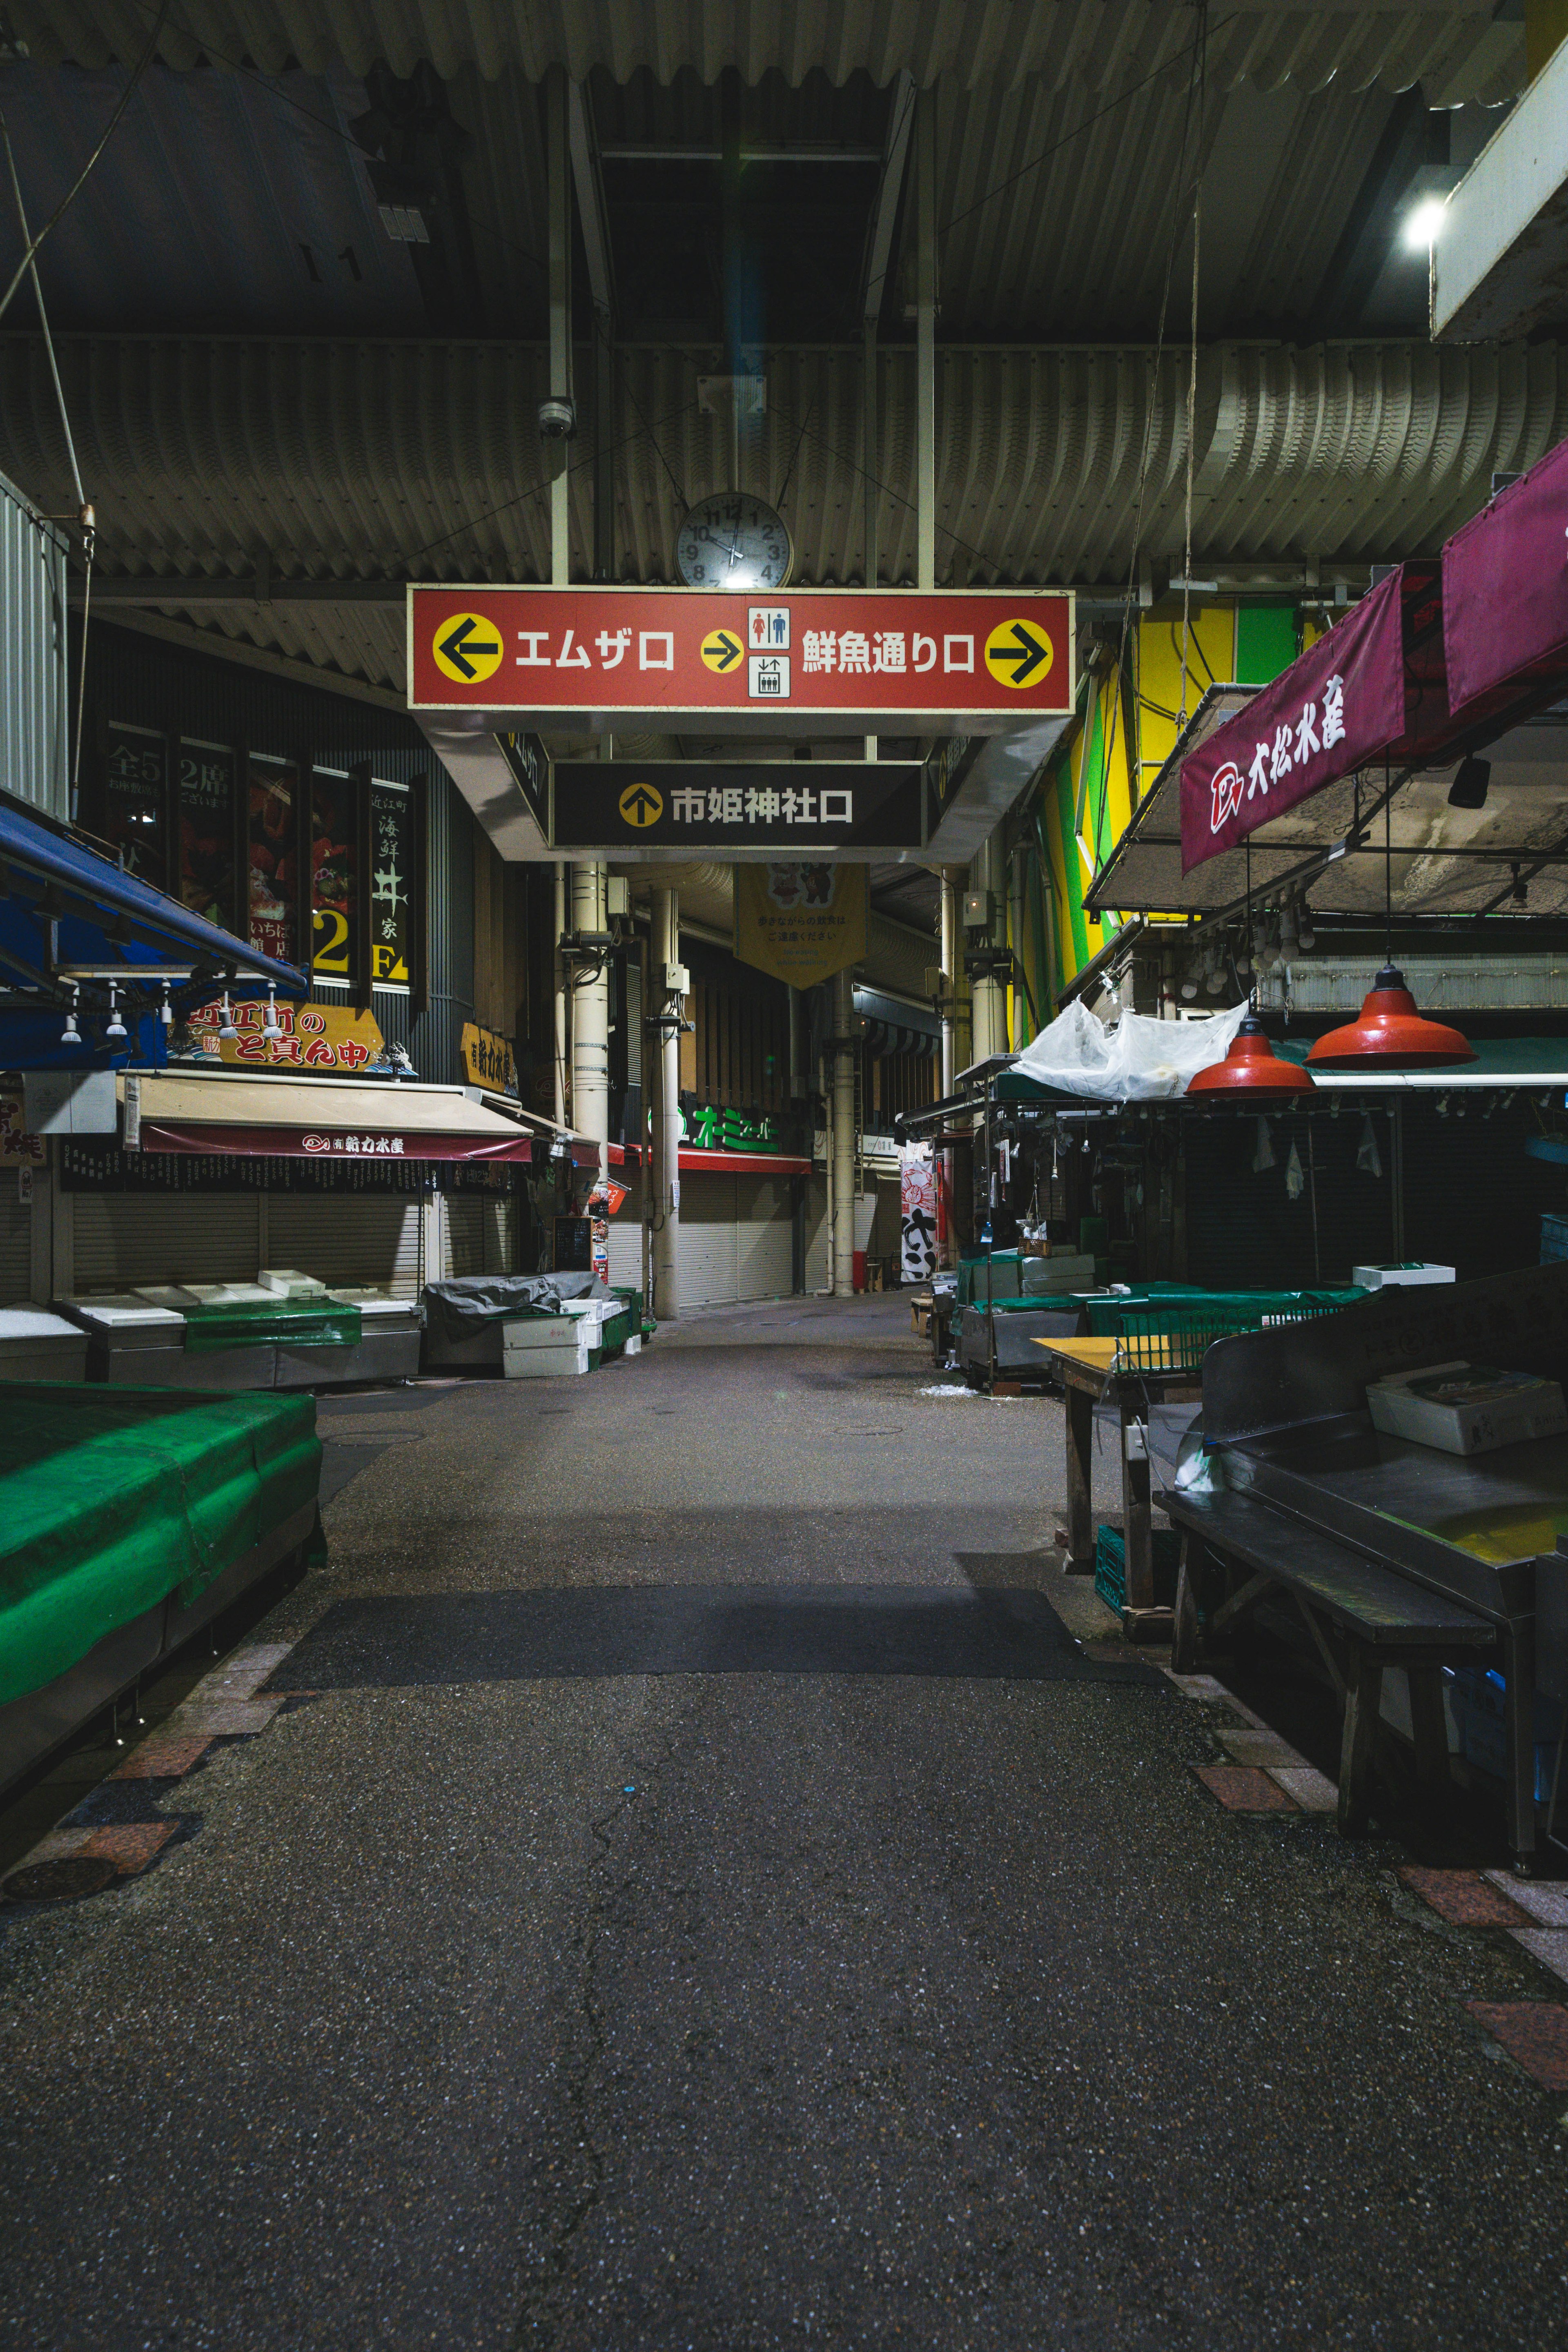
[675,494,793,590]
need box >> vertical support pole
[547,69,572,589]
[915,89,937,594]
[832,964,856,1297]
[969,836,1008,1062]
[863,319,878,588]
[1064,1378,1094,1573]
[552,861,568,1127]
[938,870,958,1096]
[594,321,615,582]
[1503,1615,1539,1872]
[571,863,609,1190]
[1119,1387,1154,1616]
[651,886,681,1322]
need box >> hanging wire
[0,112,96,800]
[0,1,170,326]
[1177,5,1209,731]
[1385,756,1394,966]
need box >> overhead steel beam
[70,576,406,604]
[568,81,615,320]
[568,78,618,583]
[861,72,915,590]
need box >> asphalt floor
[3,1294,1568,2348]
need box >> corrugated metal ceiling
[3,332,1563,700]
[13,4,1527,103]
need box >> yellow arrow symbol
[701,629,743,675]
[618,781,664,828]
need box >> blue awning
[0,793,307,1071]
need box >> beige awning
[118,1071,580,1162]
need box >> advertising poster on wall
[900,1143,938,1286]
[247,756,299,961]
[733,862,867,989]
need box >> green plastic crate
[1093,1524,1180,1617]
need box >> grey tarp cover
[421,1273,607,1348]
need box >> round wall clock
[675,493,793,590]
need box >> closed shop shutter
[802,1175,829,1291]
[265,1196,424,1295]
[677,1172,739,1306]
[735,1173,793,1300]
[72,1195,261,1292]
[444,1195,515,1278]
[606,1174,645,1292]
[0,1187,31,1303]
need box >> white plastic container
[1367,1361,1568,1456]
[1353,1263,1456,1290]
[257,1268,327,1297]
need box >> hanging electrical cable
[1176,4,1208,733]
[0,113,96,798]
[0,1,170,328]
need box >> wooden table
[1034,1334,1199,1636]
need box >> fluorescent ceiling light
[1403,197,1448,250]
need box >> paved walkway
[3,1296,1568,2348]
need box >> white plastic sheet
[1011,998,1248,1101]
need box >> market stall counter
[0,1381,322,1795]
[1165,1264,1568,1870]
[59,1280,423,1390]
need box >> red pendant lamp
[1306,773,1473,1072]
[1306,963,1475,1071]
[1187,1011,1317,1103]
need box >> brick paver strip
[1269,1765,1338,1813]
[78,1824,175,1876]
[1467,2001,1568,2090]
[1192,1764,1298,1812]
[1399,1867,1532,1927]
[1512,1929,1568,1988]
[1486,1872,1568,1928]
[1219,1730,1304,1768]
[166,1697,283,1737]
[109,1737,213,1782]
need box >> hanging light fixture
[104,983,127,1043]
[218,991,238,1040]
[262,984,281,1040]
[158,982,174,1028]
[1188,836,1317,1105]
[1307,768,1473,1071]
[1187,1013,1317,1104]
[59,983,82,1049]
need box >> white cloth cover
[1011,998,1249,1102]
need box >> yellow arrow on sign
[701,629,744,675]
[983,617,1053,690]
[618,781,664,828]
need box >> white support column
[832,964,857,1298]
[552,860,568,1127]
[915,89,937,595]
[651,885,680,1321]
[547,69,572,589]
[571,862,610,1188]
[939,869,958,1095]
[969,836,1009,1064]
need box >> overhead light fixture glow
[1404,197,1447,250]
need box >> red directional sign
[408,586,1074,721]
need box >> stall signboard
[900,1143,938,1285]
[461,1020,519,1096]
[187,999,385,1071]
[0,1092,44,1167]
[733,862,868,988]
[552,760,921,851]
[370,781,415,988]
[677,1105,780,1152]
[409,588,1074,724]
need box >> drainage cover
[3,1857,116,1903]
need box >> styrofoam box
[0,1309,90,1381]
[1352,1263,1456,1289]
[1368,1361,1568,1457]
[502,1316,593,1349]
[60,1293,187,1345]
[181,1283,280,1306]
[258,1268,327,1297]
[503,1342,590,1379]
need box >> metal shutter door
[264,1197,424,1296]
[802,1176,829,1292]
[71,1196,261,1291]
[677,1172,738,1306]
[606,1174,644,1291]
[444,1198,485,1278]
[735,1174,793,1299]
[0,1188,31,1303]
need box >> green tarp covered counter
[0,1382,322,1793]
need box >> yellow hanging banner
[733,862,868,989]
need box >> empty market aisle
[2,1300,1566,2350]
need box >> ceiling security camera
[537,396,576,440]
